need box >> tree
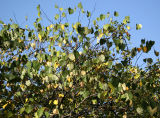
[0,3,159,118]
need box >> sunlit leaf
[78,2,83,9]
[68,53,75,61]
[53,100,58,105]
[55,14,59,20]
[136,24,142,30]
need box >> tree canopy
[0,3,160,118]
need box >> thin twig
[78,9,81,22]
[87,2,96,27]
[135,51,143,66]
[40,8,54,24]
[12,12,19,24]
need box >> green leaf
[115,63,122,70]
[48,74,59,81]
[123,16,130,24]
[78,2,83,9]
[147,58,153,64]
[26,61,31,70]
[99,82,108,90]
[87,11,91,17]
[62,12,66,17]
[20,107,25,114]
[114,11,119,17]
[11,24,19,29]
[100,14,106,20]
[7,111,13,118]
[96,17,100,21]
[103,24,110,30]
[92,99,97,104]
[0,20,4,24]
[68,7,74,14]
[55,4,58,8]
[16,91,21,96]
[100,38,106,45]
[106,12,110,18]
[84,27,90,35]
[45,111,50,118]
[127,92,133,100]
[33,60,40,70]
[25,105,33,114]
[37,5,41,17]
[136,24,142,30]
[82,91,89,98]
[55,14,59,20]
[36,18,42,23]
[141,39,145,44]
[37,107,45,117]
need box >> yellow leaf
[67,77,71,82]
[53,84,58,89]
[97,33,104,40]
[25,98,28,103]
[18,39,22,43]
[134,73,140,79]
[61,24,65,30]
[49,100,52,104]
[3,103,8,109]
[59,94,64,98]
[126,87,129,90]
[53,100,58,105]
[38,34,42,42]
[47,26,50,31]
[50,24,54,28]
[68,98,73,103]
[139,81,142,87]
[16,57,18,61]
[130,67,137,73]
[59,8,63,11]
[127,26,130,30]
[73,24,77,29]
[54,62,59,69]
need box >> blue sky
[0,0,160,65]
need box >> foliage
[0,3,160,118]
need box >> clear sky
[0,0,160,65]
